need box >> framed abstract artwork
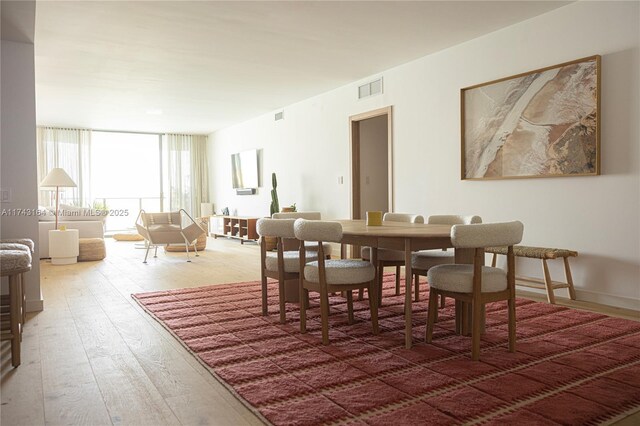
[461,55,600,180]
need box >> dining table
[335,219,476,349]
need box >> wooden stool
[0,250,31,367]
[486,245,577,304]
[78,238,106,261]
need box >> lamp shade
[40,168,77,188]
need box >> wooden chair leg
[454,300,462,334]
[440,294,446,308]
[368,281,379,334]
[378,263,384,304]
[471,300,482,361]
[19,273,26,324]
[299,283,308,333]
[425,289,438,343]
[346,290,354,325]
[564,257,577,300]
[414,274,420,302]
[358,288,364,301]
[508,296,516,352]
[320,290,330,345]
[9,275,21,367]
[395,265,401,295]
[542,259,556,304]
[261,274,268,316]
[278,278,286,324]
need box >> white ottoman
[49,229,79,265]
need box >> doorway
[350,106,393,220]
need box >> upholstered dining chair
[412,215,482,302]
[361,213,424,303]
[294,219,379,344]
[272,211,332,257]
[257,218,318,323]
[425,221,524,360]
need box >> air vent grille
[274,111,284,121]
[358,77,383,99]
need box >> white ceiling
[34,1,569,134]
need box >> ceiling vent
[274,111,284,121]
[358,77,383,100]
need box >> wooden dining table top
[334,219,454,251]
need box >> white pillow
[38,206,56,222]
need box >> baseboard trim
[26,298,44,312]
[575,289,640,311]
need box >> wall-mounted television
[231,149,259,190]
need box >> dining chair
[257,218,318,323]
[425,221,524,360]
[272,211,332,256]
[294,219,379,344]
[361,213,424,303]
[412,215,482,302]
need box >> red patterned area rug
[132,275,640,425]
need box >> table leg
[370,247,378,308]
[404,239,413,349]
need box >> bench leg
[541,259,556,304]
[564,257,577,300]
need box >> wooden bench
[486,245,577,304]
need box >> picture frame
[461,55,601,180]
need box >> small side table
[49,229,79,265]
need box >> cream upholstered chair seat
[294,218,379,344]
[0,250,32,274]
[425,221,524,360]
[428,265,507,293]
[265,250,318,273]
[304,259,375,285]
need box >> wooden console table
[211,215,259,244]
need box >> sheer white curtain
[165,134,209,216]
[36,127,92,207]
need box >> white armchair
[135,209,205,263]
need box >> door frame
[349,106,393,219]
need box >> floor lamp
[40,168,77,230]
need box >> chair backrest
[451,221,523,248]
[256,218,296,238]
[383,213,424,223]
[142,211,181,227]
[272,211,321,220]
[294,219,342,243]
[428,215,482,225]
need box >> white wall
[359,115,389,218]
[1,40,42,311]
[209,1,640,309]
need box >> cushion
[113,233,145,241]
[0,250,32,275]
[411,250,454,271]
[304,259,375,285]
[1,238,35,252]
[0,243,32,253]
[427,264,508,293]
[361,246,405,262]
[266,251,318,273]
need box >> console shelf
[211,215,259,244]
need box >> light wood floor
[1,237,639,425]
